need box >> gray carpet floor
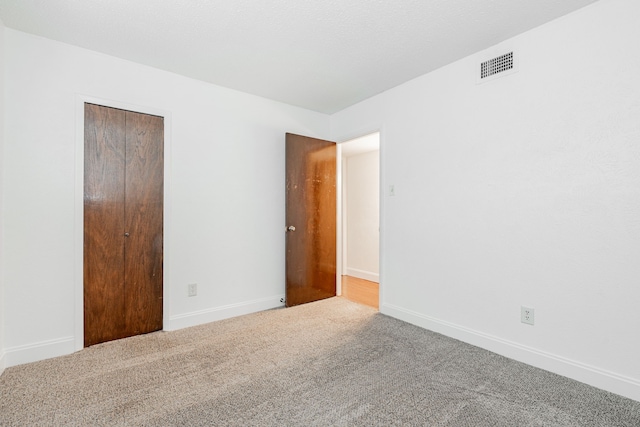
[1,297,639,426]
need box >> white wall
[0,17,6,374]
[331,0,640,401]
[2,29,330,366]
[344,150,379,282]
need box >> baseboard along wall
[345,268,379,283]
[4,336,76,368]
[381,303,640,403]
[3,296,285,369]
[7,295,637,403]
[167,295,285,331]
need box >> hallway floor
[341,275,379,309]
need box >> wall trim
[381,303,640,402]
[5,336,75,368]
[166,295,285,331]
[0,350,6,375]
[345,268,379,283]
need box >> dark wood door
[285,133,336,307]
[84,103,163,346]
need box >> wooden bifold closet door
[84,103,164,347]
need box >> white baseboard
[382,303,640,403]
[1,297,284,368]
[345,268,379,283]
[5,336,76,368]
[167,295,285,331]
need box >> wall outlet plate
[188,283,197,297]
[521,306,534,325]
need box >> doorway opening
[337,132,380,309]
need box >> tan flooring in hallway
[341,275,379,309]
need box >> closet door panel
[124,111,164,335]
[84,104,127,346]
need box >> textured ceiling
[0,0,599,113]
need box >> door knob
[287,226,296,232]
[124,232,130,237]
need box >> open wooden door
[285,133,336,307]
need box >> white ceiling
[0,0,599,114]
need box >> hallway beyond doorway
[341,275,378,309]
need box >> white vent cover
[476,49,518,84]
[481,52,513,79]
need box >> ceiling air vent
[480,52,514,79]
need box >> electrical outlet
[521,306,534,325]
[188,283,197,297]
